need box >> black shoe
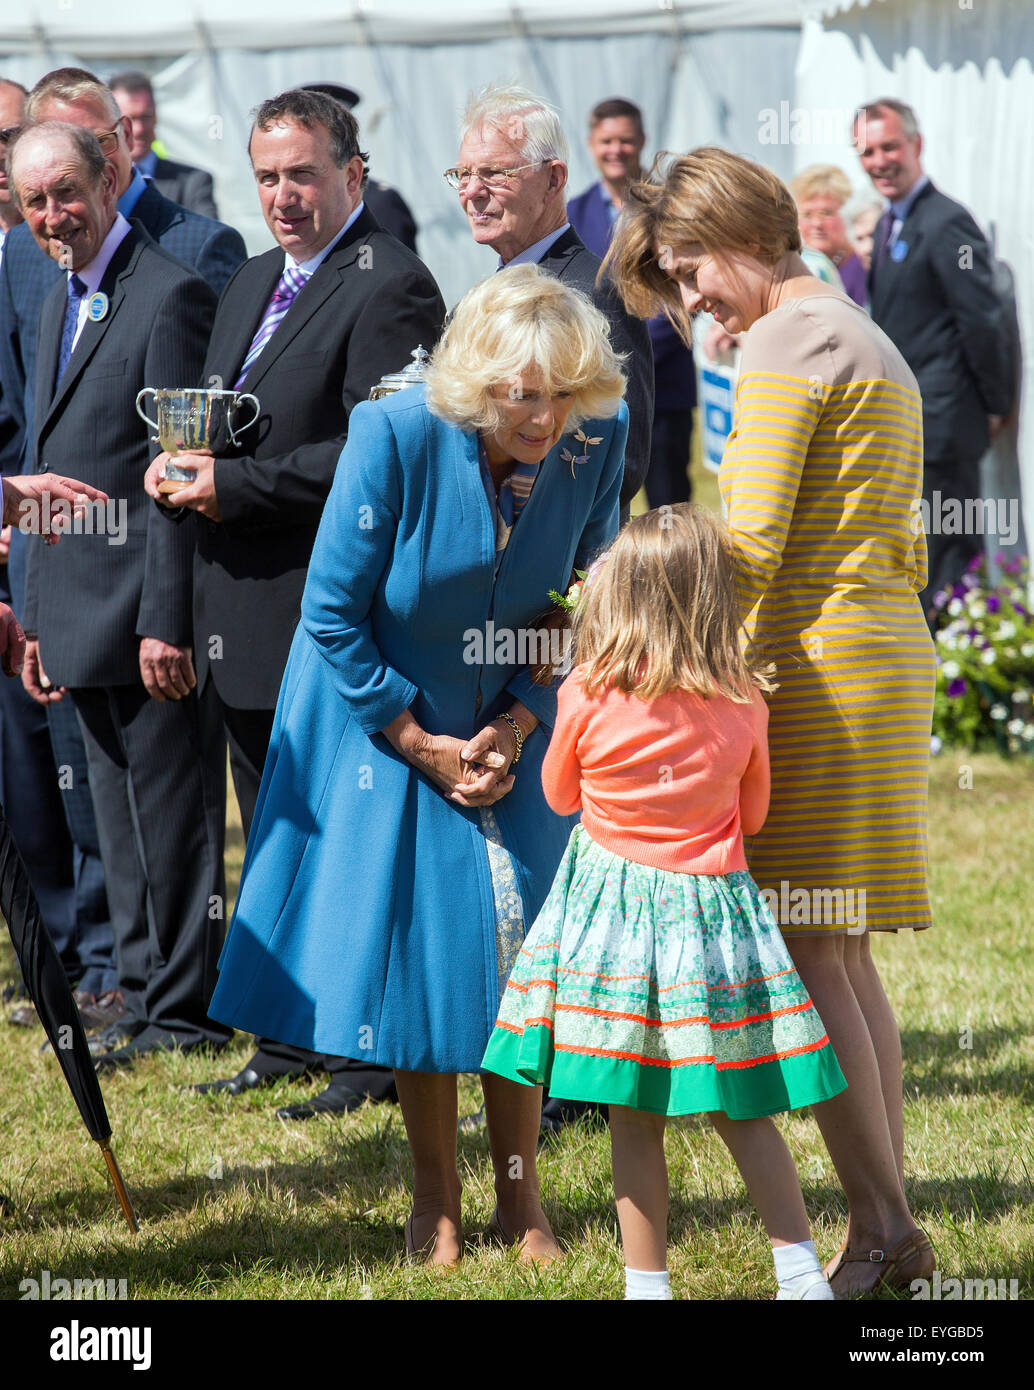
[191,1067,275,1096]
[95,1028,226,1073]
[275,1083,368,1121]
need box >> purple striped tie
[234,265,307,389]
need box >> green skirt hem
[481,1026,847,1120]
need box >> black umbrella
[0,804,137,1231]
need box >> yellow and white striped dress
[721,293,935,935]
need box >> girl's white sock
[773,1239,834,1300]
[624,1267,672,1300]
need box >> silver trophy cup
[135,387,261,493]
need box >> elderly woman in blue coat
[209,264,628,1265]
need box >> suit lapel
[40,226,143,434]
[869,181,935,313]
[216,250,282,387]
[536,227,583,283]
[237,208,380,395]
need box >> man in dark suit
[451,81,653,514]
[11,120,230,1068]
[145,88,445,1118]
[0,69,247,1041]
[854,98,1014,619]
[110,70,219,220]
[568,97,697,509]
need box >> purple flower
[986,594,1001,614]
[965,554,984,574]
[952,582,968,599]
[947,678,967,698]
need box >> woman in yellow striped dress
[605,148,936,1297]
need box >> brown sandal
[830,1228,934,1299]
[824,1237,848,1280]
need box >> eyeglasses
[0,125,22,146]
[443,161,546,191]
[94,124,122,153]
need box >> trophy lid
[368,345,431,400]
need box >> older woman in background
[605,148,936,1297]
[790,164,868,306]
[208,265,627,1267]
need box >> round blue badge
[891,240,909,262]
[87,292,109,321]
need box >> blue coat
[208,386,627,1072]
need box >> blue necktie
[57,274,88,383]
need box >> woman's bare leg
[843,932,905,1180]
[481,1072,558,1260]
[786,934,925,1293]
[393,1069,463,1265]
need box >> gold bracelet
[497,712,524,765]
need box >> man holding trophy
[11,121,232,1067]
[146,88,445,1117]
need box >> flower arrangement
[931,553,1034,754]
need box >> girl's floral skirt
[481,826,847,1118]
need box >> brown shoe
[831,1228,935,1299]
[78,990,127,1033]
[7,1002,39,1027]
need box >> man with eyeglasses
[449,82,652,516]
[448,83,651,1138]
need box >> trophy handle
[135,387,160,438]
[228,392,261,447]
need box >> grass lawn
[2,448,1032,1302]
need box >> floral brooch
[560,427,603,478]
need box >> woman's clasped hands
[384,709,521,806]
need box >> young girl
[481,504,846,1300]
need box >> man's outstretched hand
[1,473,110,543]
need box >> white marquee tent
[2,0,1028,545]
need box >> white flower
[937,634,957,652]
[997,620,1016,640]
[1005,647,1018,659]
[1024,724,1034,742]
[948,599,964,616]
[1012,689,1030,703]
[1022,643,1034,659]
[967,598,987,619]
[990,704,1008,721]
[941,660,961,679]
[929,734,942,755]
[1007,718,1024,735]
[957,635,971,650]
[980,648,997,665]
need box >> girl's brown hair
[601,146,802,345]
[573,504,775,702]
